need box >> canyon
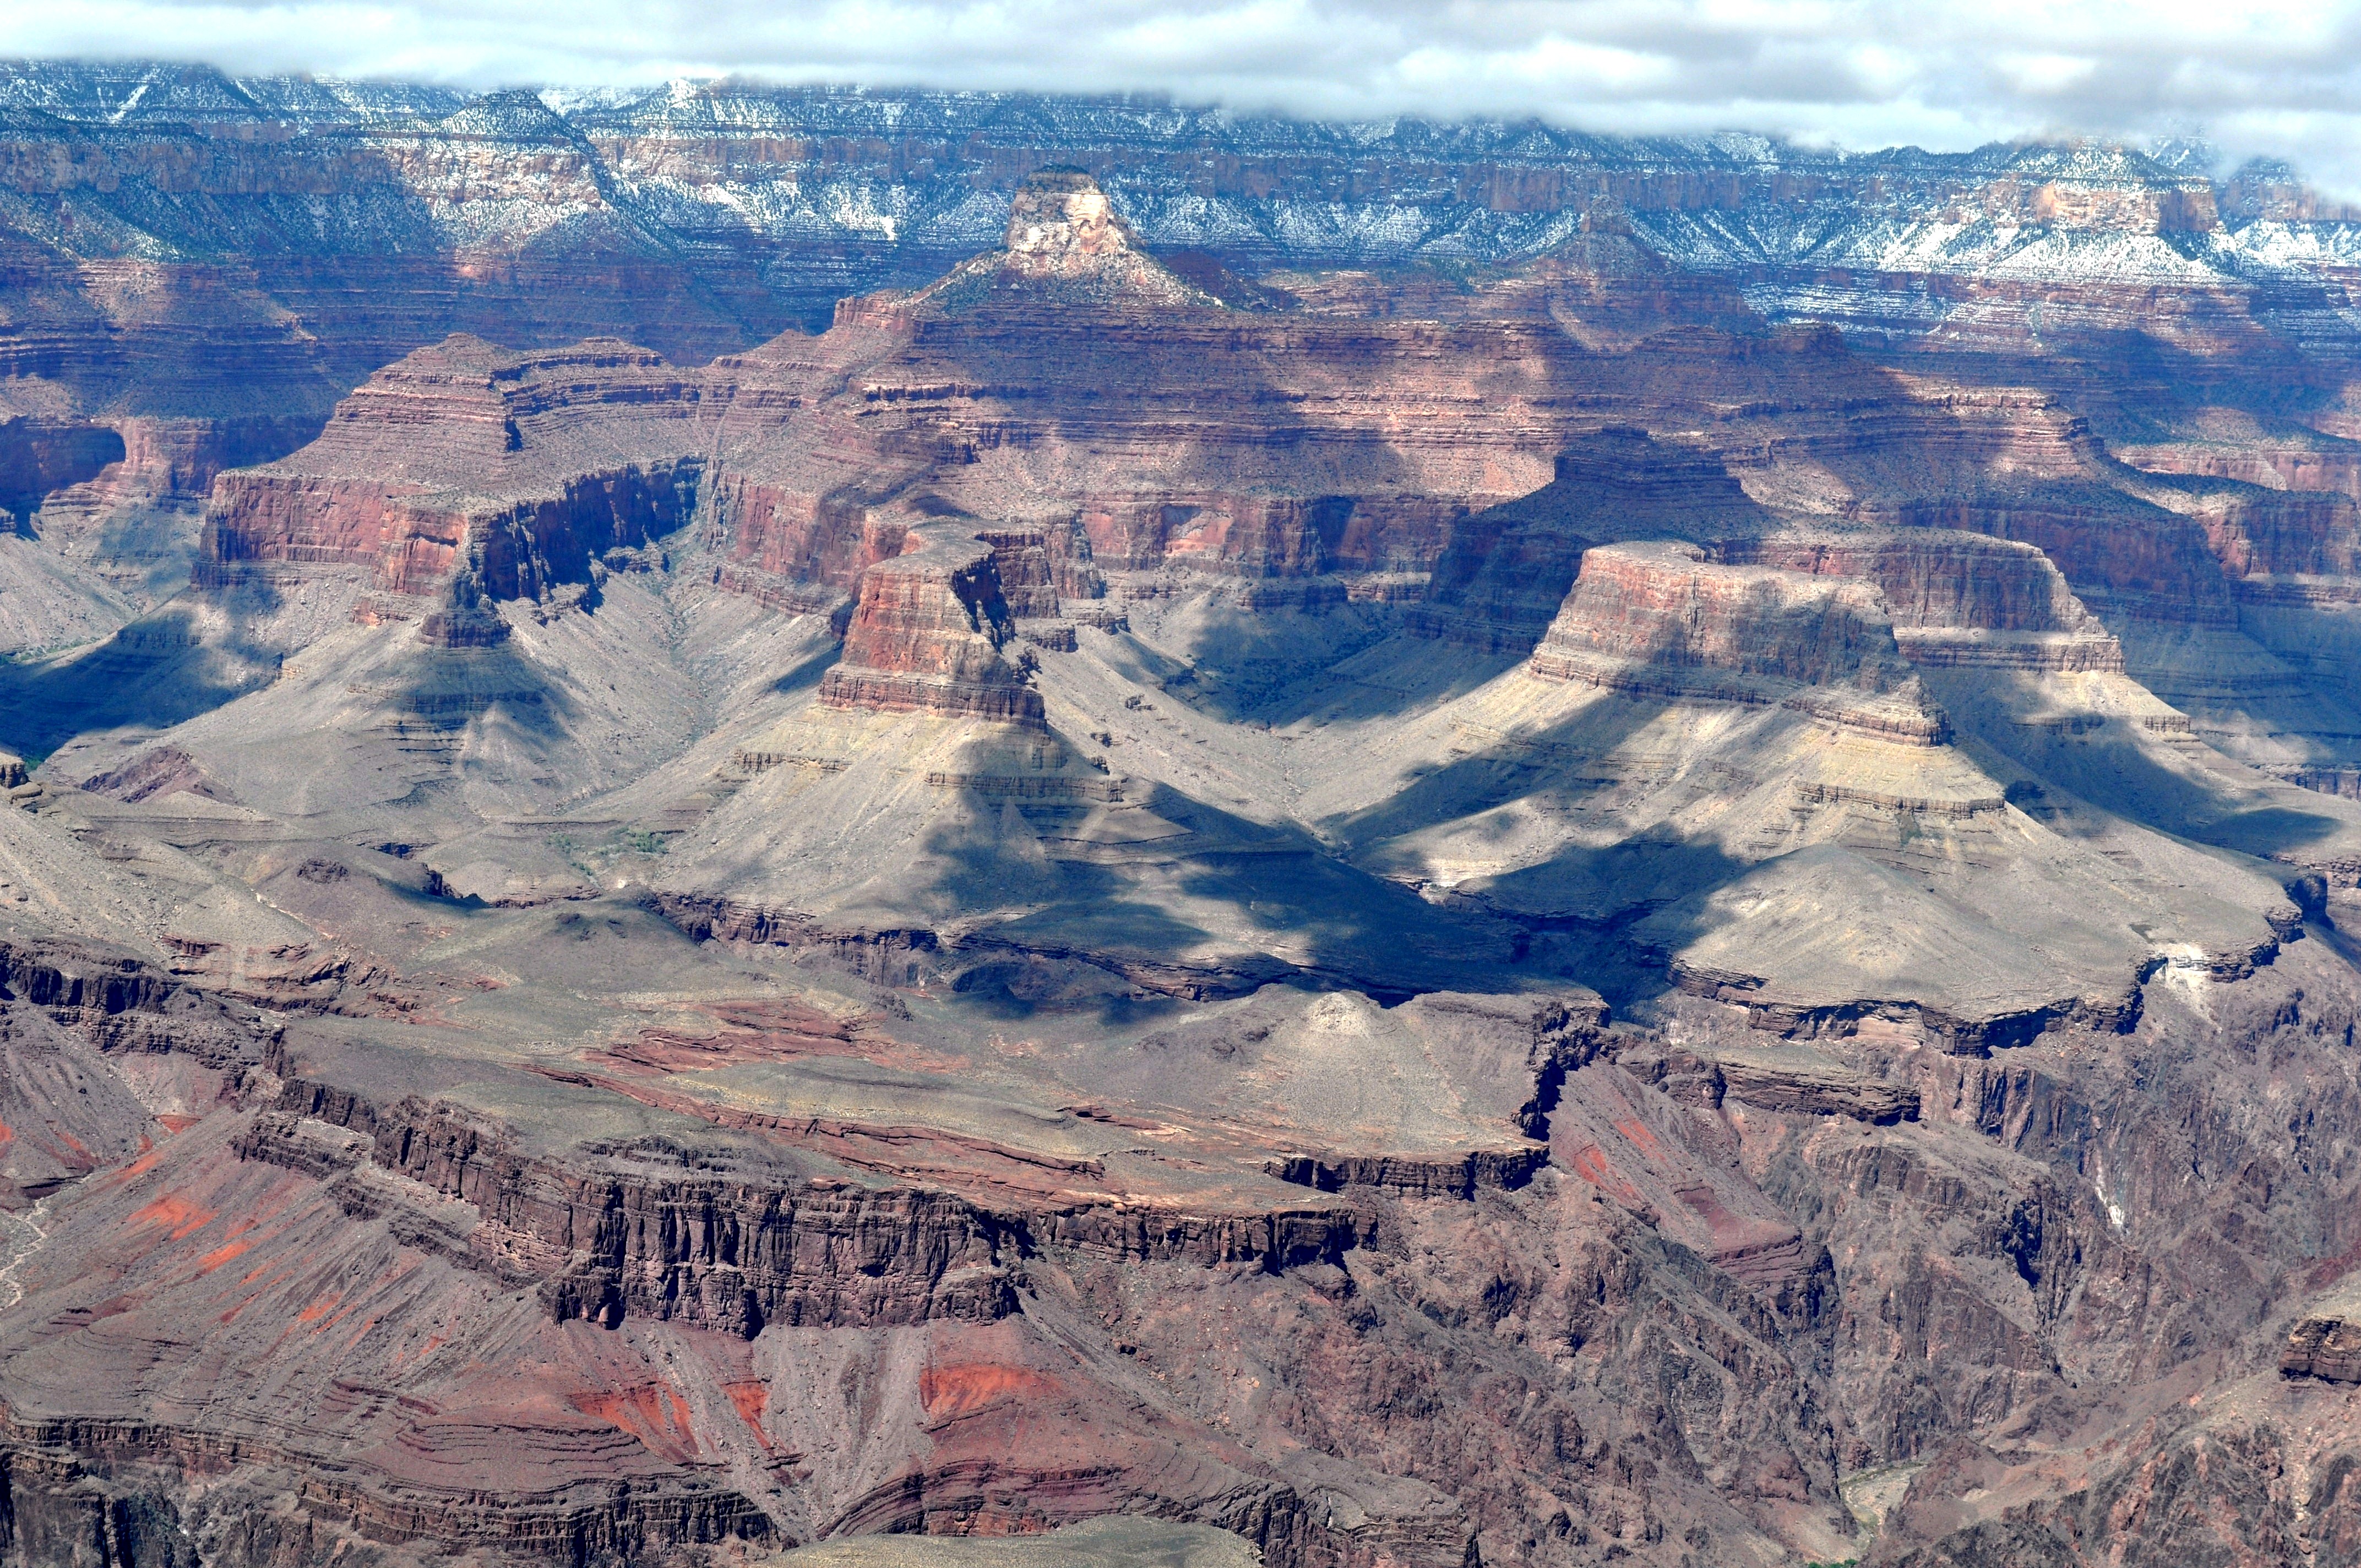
[1,59,2360,1568]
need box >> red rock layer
[193,335,706,603]
[2118,424,2361,504]
[817,525,1046,728]
[975,519,1104,617]
[706,478,910,596]
[200,461,702,599]
[1891,489,2240,628]
[1727,531,2126,672]
[1536,542,1907,686]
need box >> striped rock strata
[1529,540,1951,743]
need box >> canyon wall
[1728,531,2128,671]
[1528,541,1951,741]
[817,525,1046,727]
[4,65,2356,591]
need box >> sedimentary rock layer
[816,525,1045,727]
[1527,541,1950,741]
[1727,530,2126,672]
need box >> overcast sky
[5,2,2359,188]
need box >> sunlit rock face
[1004,168,1130,271]
[7,62,2361,1568]
[1526,541,1950,744]
[1535,541,1915,687]
[817,525,1046,728]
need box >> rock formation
[2282,1310,2361,1383]
[197,335,705,618]
[884,168,1221,315]
[1727,530,2126,672]
[1412,430,1774,654]
[2,60,2361,1568]
[817,525,1045,727]
[1529,541,1949,742]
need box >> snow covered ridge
[0,58,2357,315]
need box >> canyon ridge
[2,59,2361,1568]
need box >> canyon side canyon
[6,59,2361,1568]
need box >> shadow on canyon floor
[1976,716,2351,865]
[1316,688,1758,1009]
[0,598,274,758]
[910,766,1529,1012]
[772,643,841,696]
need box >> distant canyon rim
[1,57,2361,1568]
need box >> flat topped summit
[883,168,1220,316]
[259,333,694,487]
[1530,540,1951,743]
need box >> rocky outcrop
[1413,431,1772,654]
[202,455,701,602]
[977,519,1106,616]
[817,524,1046,727]
[247,1072,1398,1332]
[1529,541,1950,742]
[1711,1056,1921,1124]
[1891,486,2244,629]
[706,480,910,599]
[239,1099,1024,1334]
[1263,1146,1550,1197]
[2282,1311,2361,1382]
[1728,530,2125,672]
[194,336,706,609]
[1535,540,1870,686]
[871,168,1220,319]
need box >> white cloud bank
[4,1,2359,189]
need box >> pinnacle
[1003,166,1134,267]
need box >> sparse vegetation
[551,827,667,883]
[547,832,597,882]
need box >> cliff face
[817,525,1046,727]
[14,61,2361,1568]
[195,335,707,619]
[1728,531,2127,671]
[1535,542,1903,688]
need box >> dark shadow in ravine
[1186,429,1779,732]
[1215,623,1522,731]
[912,672,1756,1017]
[771,644,841,696]
[1311,676,1760,1012]
[0,594,278,760]
[1944,690,2353,866]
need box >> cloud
[5,0,2360,189]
